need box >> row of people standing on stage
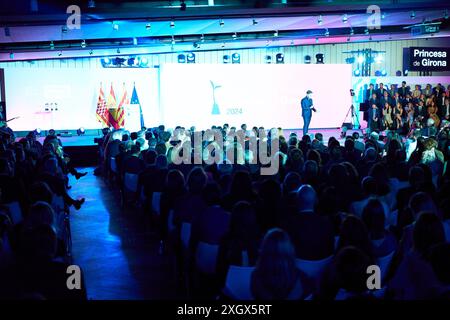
[366,82,450,133]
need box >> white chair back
[124,173,139,193]
[376,250,395,281]
[224,266,255,300]
[152,192,162,215]
[180,222,191,249]
[295,255,333,282]
[195,241,219,275]
[4,202,22,225]
[110,157,118,173]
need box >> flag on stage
[95,83,109,127]
[130,83,145,129]
[106,83,119,129]
[117,83,128,128]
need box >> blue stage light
[139,57,149,67]
[232,53,240,64]
[187,52,196,63]
[353,69,361,76]
[101,57,111,66]
[223,55,230,64]
[178,54,186,63]
[276,53,284,64]
[381,69,387,76]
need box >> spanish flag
[117,83,128,128]
[106,83,119,129]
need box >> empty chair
[295,255,333,285]
[52,195,66,214]
[4,202,23,225]
[124,173,139,193]
[110,157,118,174]
[376,250,395,281]
[180,222,191,250]
[223,266,255,300]
[195,241,219,275]
[152,192,162,215]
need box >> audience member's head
[413,212,445,256]
[296,184,316,213]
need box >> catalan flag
[95,83,109,127]
[117,83,127,128]
[106,83,119,129]
[130,83,145,129]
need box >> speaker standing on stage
[301,90,316,136]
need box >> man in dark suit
[281,185,335,260]
[389,84,397,98]
[301,90,316,136]
[368,103,381,133]
[365,83,376,102]
[398,81,410,98]
[368,92,378,108]
[414,100,427,121]
[377,83,387,98]
[380,90,392,107]
[441,98,450,121]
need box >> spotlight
[133,37,138,46]
[364,28,369,35]
[381,12,386,19]
[375,70,381,77]
[112,22,119,31]
[139,57,149,67]
[171,36,176,45]
[223,54,230,63]
[101,57,111,66]
[219,19,224,27]
[276,53,284,64]
[232,53,240,64]
[381,69,387,76]
[290,40,295,46]
[200,34,205,42]
[357,55,365,63]
[353,69,361,76]
[273,30,279,37]
[350,28,354,36]
[187,52,195,63]
[318,15,323,25]
[9,52,14,59]
[445,10,449,20]
[410,11,416,19]
[77,127,85,136]
[81,40,86,48]
[180,0,186,11]
[116,48,120,54]
[146,23,151,30]
[252,19,258,26]
[404,69,409,76]
[315,53,324,64]
[89,49,93,55]
[232,32,237,40]
[345,57,355,64]
[58,51,62,57]
[375,55,383,63]
[193,42,200,49]
[265,40,271,47]
[342,14,348,23]
[315,37,319,43]
[325,28,329,37]
[178,54,186,63]
[265,55,272,64]
[50,41,55,50]
[170,20,175,28]
[221,42,225,48]
[304,55,311,64]
[127,57,137,66]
